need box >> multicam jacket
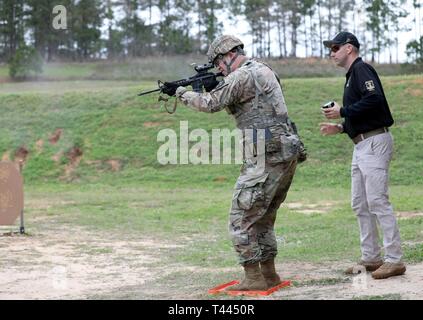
[177,59,301,163]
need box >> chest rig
[226,61,298,156]
[227,60,292,131]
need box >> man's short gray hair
[351,45,359,54]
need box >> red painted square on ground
[208,280,291,296]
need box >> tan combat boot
[344,260,383,275]
[260,258,282,288]
[371,262,406,279]
[229,262,268,291]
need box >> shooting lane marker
[0,161,24,235]
[208,280,291,296]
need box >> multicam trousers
[229,159,297,266]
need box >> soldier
[167,35,306,291]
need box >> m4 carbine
[138,63,222,114]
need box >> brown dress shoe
[371,262,406,279]
[344,260,383,275]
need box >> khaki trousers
[351,132,402,263]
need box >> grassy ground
[0,75,421,188]
[23,183,423,267]
[0,71,422,299]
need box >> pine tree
[156,0,194,55]
[196,0,223,53]
[72,0,103,60]
[0,0,25,61]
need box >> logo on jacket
[365,80,375,91]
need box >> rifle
[138,63,222,114]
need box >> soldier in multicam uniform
[174,35,306,291]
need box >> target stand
[0,161,25,236]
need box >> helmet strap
[223,52,239,74]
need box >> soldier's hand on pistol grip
[161,82,179,96]
[202,73,220,92]
[297,142,307,163]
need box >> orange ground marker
[208,280,291,297]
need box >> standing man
[167,35,305,290]
[320,32,406,279]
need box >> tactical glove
[202,73,219,92]
[161,82,179,96]
[297,141,307,163]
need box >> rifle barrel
[137,71,222,97]
[138,88,161,96]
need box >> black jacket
[340,57,394,139]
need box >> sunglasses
[330,40,352,53]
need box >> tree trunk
[371,34,375,63]
[197,1,202,53]
[328,2,333,39]
[276,13,283,57]
[267,8,271,58]
[282,12,287,57]
[290,23,297,57]
[251,33,255,57]
[304,16,308,57]
[337,0,343,31]
[309,12,314,56]
[8,4,17,59]
[318,1,323,58]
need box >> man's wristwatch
[337,124,344,133]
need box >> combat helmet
[207,35,244,64]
